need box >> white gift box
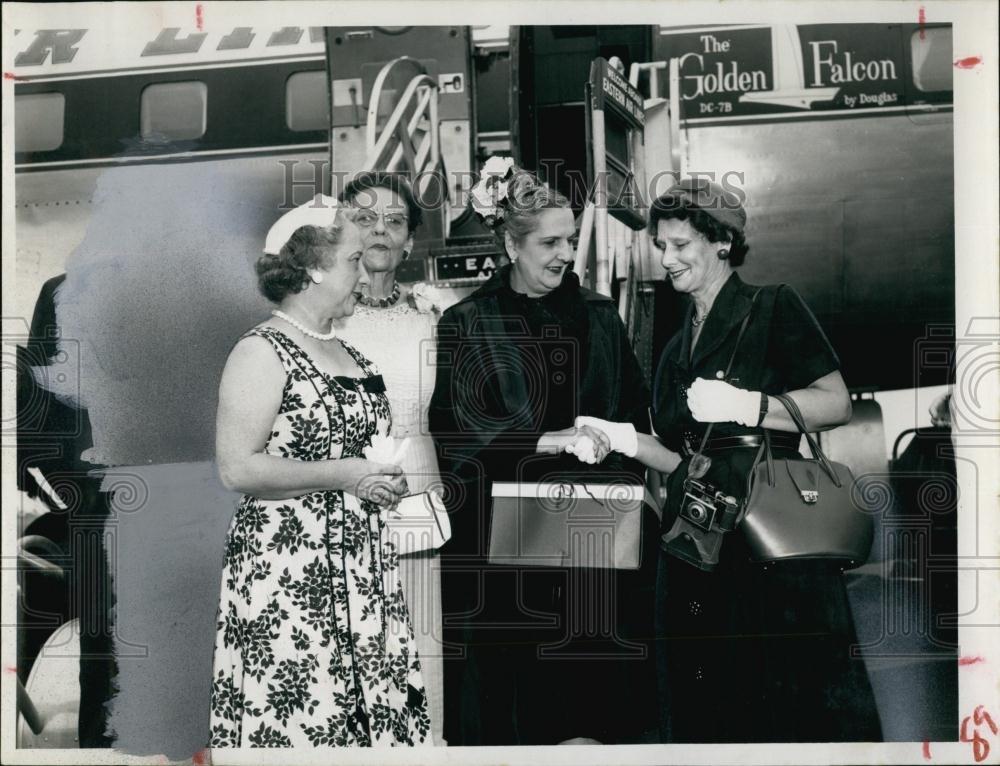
[488,482,654,569]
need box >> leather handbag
[739,393,874,568]
[488,481,652,569]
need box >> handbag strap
[651,339,671,417]
[773,393,842,487]
[692,288,763,455]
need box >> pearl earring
[510,253,519,263]
[717,250,729,260]
[310,271,324,284]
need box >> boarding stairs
[354,57,500,286]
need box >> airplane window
[910,27,953,92]
[140,81,207,141]
[15,92,65,153]
[286,70,330,132]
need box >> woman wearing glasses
[337,172,448,745]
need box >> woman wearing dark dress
[574,178,883,743]
[428,164,659,745]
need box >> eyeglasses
[354,209,409,231]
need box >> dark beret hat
[652,177,747,234]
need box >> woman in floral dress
[209,197,430,748]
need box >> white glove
[574,416,638,457]
[686,378,760,426]
[565,435,599,464]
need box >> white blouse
[337,301,440,492]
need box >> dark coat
[428,265,658,745]
[430,264,652,558]
[17,275,114,747]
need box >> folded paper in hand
[364,435,451,554]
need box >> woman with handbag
[428,161,659,745]
[574,178,882,743]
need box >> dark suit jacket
[652,270,840,521]
[18,274,95,489]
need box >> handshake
[563,378,762,464]
[563,417,638,464]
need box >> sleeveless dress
[208,326,430,748]
[337,300,445,744]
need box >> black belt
[681,432,801,457]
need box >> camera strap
[690,288,764,461]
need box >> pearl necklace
[272,309,338,341]
[356,281,401,308]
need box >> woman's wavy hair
[491,167,571,255]
[647,199,750,267]
[340,171,422,234]
[255,207,353,303]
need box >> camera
[660,477,741,571]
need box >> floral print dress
[209,327,429,748]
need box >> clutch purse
[365,434,451,555]
[740,394,874,568]
[488,481,651,569]
[386,490,452,555]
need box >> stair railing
[362,57,445,211]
